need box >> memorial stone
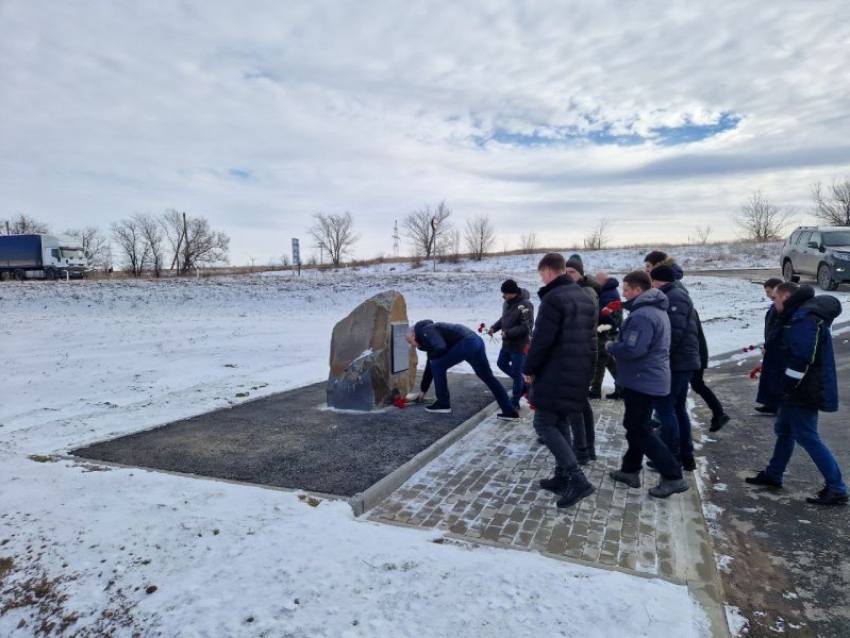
[326,290,418,410]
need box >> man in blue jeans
[408,320,519,420]
[650,265,701,471]
[746,282,848,506]
[488,279,535,410]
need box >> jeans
[496,349,526,404]
[534,408,579,471]
[690,368,723,418]
[654,371,694,458]
[765,404,848,494]
[430,335,514,413]
[621,388,683,480]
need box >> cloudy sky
[2,1,850,264]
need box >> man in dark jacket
[488,279,534,409]
[590,271,623,400]
[746,283,848,505]
[690,316,730,432]
[606,271,688,498]
[408,321,519,419]
[650,265,701,471]
[756,278,785,414]
[564,253,599,462]
[521,253,596,508]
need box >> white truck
[0,234,88,280]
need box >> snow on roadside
[3,241,844,637]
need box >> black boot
[539,467,569,492]
[681,454,697,472]
[556,468,595,508]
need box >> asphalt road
[696,333,850,637]
[73,373,507,497]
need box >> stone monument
[326,290,418,411]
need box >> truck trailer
[0,234,88,280]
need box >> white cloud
[2,0,849,262]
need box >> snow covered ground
[2,243,848,637]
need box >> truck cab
[43,235,88,278]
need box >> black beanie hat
[650,264,676,283]
[501,279,521,295]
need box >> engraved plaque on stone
[391,322,410,374]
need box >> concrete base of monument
[71,373,510,515]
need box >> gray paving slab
[369,397,729,637]
[72,373,507,497]
[693,332,850,638]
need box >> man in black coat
[488,279,534,409]
[591,271,623,400]
[522,253,597,508]
[650,265,701,471]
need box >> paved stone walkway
[370,398,707,583]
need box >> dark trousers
[496,349,525,404]
[569,399,595,454]
[654,371,694,458]
[690,368,723,418]
[534,408,579,471]
[591,341,619,394]
[431,335,514,413]
[621,388,683,480]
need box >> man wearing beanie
[488,279,535,409]
[651,264,701,471]
[565,253,601,463]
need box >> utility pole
[392,220,400,258]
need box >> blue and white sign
[292,238,301,265]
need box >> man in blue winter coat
[650,264,701,471]
[746,283,848,505]
[407,321,519,420]
[606,271,689,498]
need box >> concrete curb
[348,401,501,517]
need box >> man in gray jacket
[606,271,688,498]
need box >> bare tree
[811,178,850,226]
[1,213,50,235]
[464,214,496,261]
[403,201,452,259]
[308,211,359,267]
[520,232,538,254]
[136,213,165,277]
[693,225,712,246]
[159,210,230,274]
[442,228,462,263]
[112,217,149,277]
[733,190,794,241]
[64,226,109,269]
[583,217,611,250]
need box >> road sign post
[292,238,301,276]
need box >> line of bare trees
[0,211,230,276]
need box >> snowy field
[2,243,849,637]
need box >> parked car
[780,226,850,290]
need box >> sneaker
[805,488,849,506]
[609,470,641,488]
[648,478,689,499]
[539,467,569,493]
[588,390,602,400]
[556,470,595,508]
[497,409,520,421]
[605,390,622,400]
[710,413,730,432]
[755,405,777,415]
[425,402,451,414]
[744,471,783,488]
[681,455,697,472]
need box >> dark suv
[781,226,850,290]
